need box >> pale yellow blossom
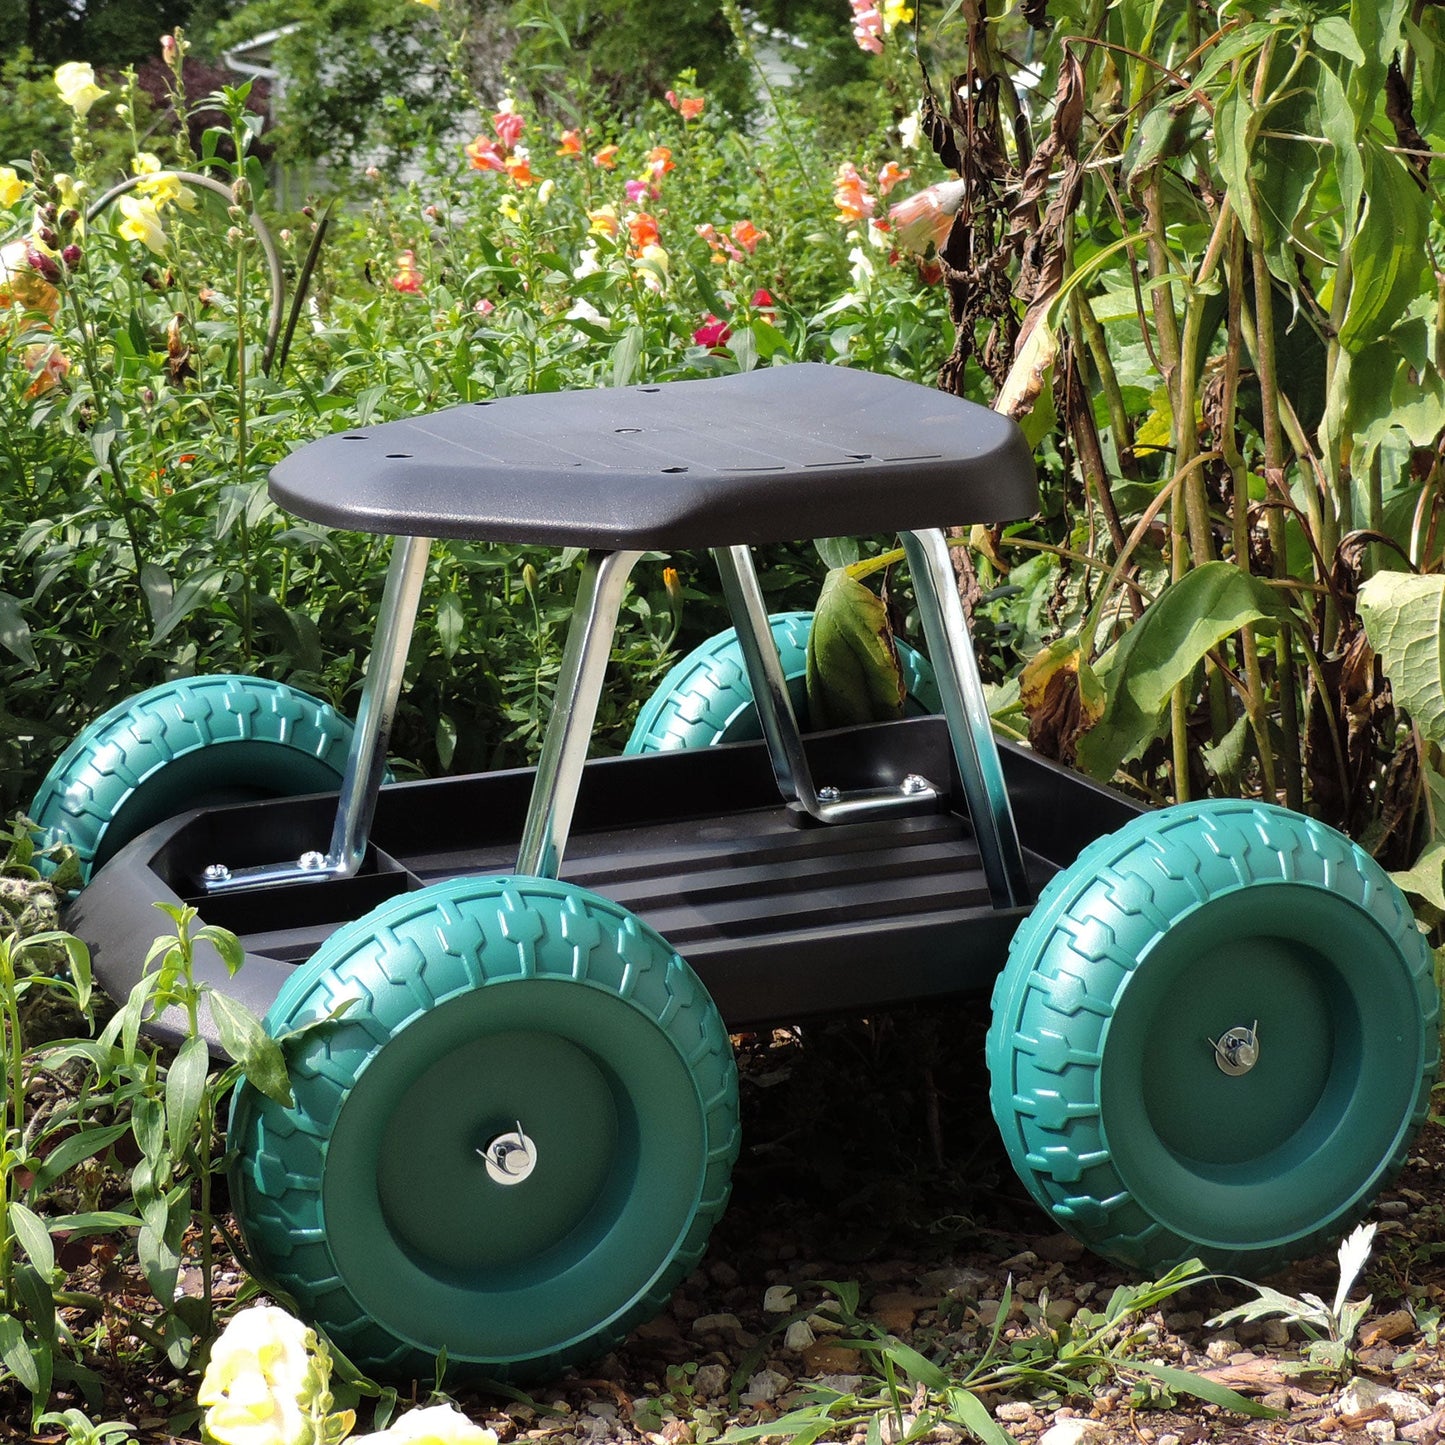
[198,1306,327,1445]
[54,61,108,117]
[368,1403,498,1445]
[881,0,913,30]
[0,167,25,209]
[116,194,168,253]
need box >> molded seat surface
[270,364,1037,548]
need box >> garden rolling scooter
[32,363,1438,1384]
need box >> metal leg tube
[517,549,643,880]
[204,533,433,893]
[325,534,433,876]
[901,527,1030,909]
[712,545,820,811]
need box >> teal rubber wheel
[229,875,740,1385]
[29,675,355,882]
[987,799,1438,1275]
[625,609,940,753]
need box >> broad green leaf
[0,1312,39,1393]
[805,571,906,730]
[436,591,464,661]
[1339,146,1430,352]
[943,1386,1014,1445]
[1316,58,1362,229]
[1311,16,1365,66]
[0,593,36,668]
[130,1093,165,1166]
[197,924,245,978]
[1358,571,1445,747]
[150,565,226,646]
[9,1204,53,1276]
[1076,563,1286,781]
[27,1121,131,1195]
[814,537,861,570]
[882,1338,948,1390]
[165,1035,210,1151]
[209,991,294,1107]
[1212,80,1255,235]
[609,324,644,388]
[1132,1361,1284,1419]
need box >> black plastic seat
[270,363,1037,548]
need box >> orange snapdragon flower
[628,211,661,252]
[593,145,620,169]
[833,162,875,223]
[466,135,505,172]
[666,90,705,120]
[504,151,535,186]
[556,128,583,156]
[876,161,911,196]
[391,249,423,293]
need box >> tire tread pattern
[231,876,740,1384]
[987,800,1438,1275]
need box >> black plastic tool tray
[71,715,1141,1043]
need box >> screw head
[479,1124,537,1186]
[901,773,930,795]
[298,850,328,871]
[203,862,231,883]
[817,785,842,802]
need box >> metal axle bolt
[817,785,842,802]
[1208,1021,1260,1077]
[298,851,328,871]
[202,863,232,883]
[901,774,930,795]
[479,1122,537,1186]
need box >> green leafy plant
[1207,1221,1379,1380]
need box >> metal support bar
[901,528,1030,909]
[713,545,818,810]
[713,546,944,824]
[517,549,643,880]
[204,534,433,893]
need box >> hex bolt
[1208,1021,1260,1077]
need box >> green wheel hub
[29,675,354,880]
[230,876,739,1384]
[987,799,1438,1274]
[625,609,939,753]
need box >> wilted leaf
[1357,570,1445,747]
[1019,636,1104,764]
[805,570,906,730]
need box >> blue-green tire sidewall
[625,610,940,753]
[986,799,1438,1275]
[28,676,355,882]
[229,875,740,1385]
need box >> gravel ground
[424,1009,1445,1445]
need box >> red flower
[466,136,505,172]
[492,107,525,151]
[694,314,731,348]
[666,90,705,120]
[390,249,423,293]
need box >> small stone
[879,1413,916,1444]
[807,1310,848,1334]
[710,1259,741,1288]
[1038,1420,1104,1445]
[1341,1378,1390,1417]
[1260,1390,1292,1412]
[692,1364,730,1398]
[918,1266,988,1297]
[1044,1298,1080,1327]
[1402,1409,1445,1441]
[975,1299,1002,1327]
[814,1374,865,1394]
[1156,1435,1181,1445]
[802,1341,863,1375]
[1383,1393,1434,1425]
[871,1304,917,1334]
[1363,1310,1418,1347]
[741,1369,789,1406]
[1000,1250,1039,1271]
[1204,1338,1237,1363]
[1366,1421,1399,1443]
[995,1401,1035,1422]
[1379,1200,1411,1217]
[1163,1311,1204,1330]
[584,1402,618,1420]
[783,1320,816,1352]
[692,1312,743,1337]
[1033,1233,1086,1263]
[763,1285,798,1314]
[1260,1320,1291,1347]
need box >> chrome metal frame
[203,535,433,893]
